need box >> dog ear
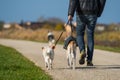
[52,46,55,49]
[42,47,44,50]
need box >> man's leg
[76,15,86,65]
[86,15,97,66]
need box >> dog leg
[70,41,76,70]
[67,57,70,67]
[71,50,76,70]
[49,59,53,70]
[67,52,72,69]
[66,49,71,68]
[72,58,76,70]
[45,57,50,70]
[69,54,73,68]
[45,62,48,69]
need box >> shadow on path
[53,65,120,70]
[76,65,120,70]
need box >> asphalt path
[0,39,120,80]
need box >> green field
[95,45,120,53]
[0,45,52,80]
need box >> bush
[54,23,63,31]
[0,21,4,31]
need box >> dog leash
[54,20,73,47]
[54,31,64,47]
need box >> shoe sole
[79,53,86,65]
[87,64,93,66]
[87,63,93,66]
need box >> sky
[0,0,120,24]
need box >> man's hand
[68,15,73,21]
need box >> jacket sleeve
[97,0,106,17]
[68,0,78,17]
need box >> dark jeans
[76,14,97,61]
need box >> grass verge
[0,45,52,80]
[95,45,120,53]
[58,42,120,53]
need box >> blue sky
[0,0,120,24]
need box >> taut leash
[54,20,71,47]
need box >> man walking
[68,0,106,66]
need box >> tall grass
[94,31,120,47]
[0,45,52,80]
[95,31,120,42]
[0,28,120,52]
[0,28,66,42]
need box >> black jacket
[68,0,106,17]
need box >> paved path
[0,39,120,80]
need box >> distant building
[96,25,105,31]
[114,24,120,31]
[19,21,45,30]
[95,24,107,32]
[3,23,23,30]
[3,24,11,29]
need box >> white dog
[64,22,77,70]
[41,31,55,70]
[66,40,77,70]
[42,45,55,70]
